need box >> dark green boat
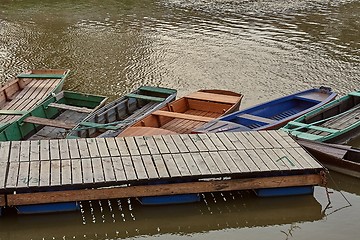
[282,91,360,143]
[67,86,177,138]
[0,91,107,141]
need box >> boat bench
[152,110,215,122]
[24,116,76,130]
[185,92,241,105]
[237,114,277,124]
[48,103,93,114]
[139,86,176,95]
[287,121,338,133]
[126,93,165,102]
[17,74,65,79]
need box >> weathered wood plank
[268,130,291,148]
[200,152,221,174]
[92,158,105,182]
[258,131,282,148]
[191,152,211,175]
[218,151,240,173]
[50,160,61,186]
[181,153,201,175]
[39,160,50,187]
[82,158,94,184]
[188,134,208,151]
[227,150,250,172]
[17,161,30,188]
[245,150,270,172]
[111,156,127,181]
[142,155,159,179]
[254,149,279,171]
[71,159,83,184]
[170,135,189,153]
[152,155,170,178]
[0,163,8,188]
[249,131,273,149]
[105,138,120,157]
[197,134,217,151]
[124,137,139,156]
[19,141,30,162]
[232,132,254,149]
[132,155,148,180]
[96,138,110,157]
[7,174,324,205]
[86,138,100,158]
[235,150,259,172]
[134,136,150,155]
[264,149,289,171]
[39,140,50,161]
[68,139,80,159]
[162,153,181,177]
[49,139,60,160]
[215,132,237,150]
[9,141,21,162]
[77,138,90,158]
[0,142,11,163]
[224,132,245,150]
[153,135,170,154]
[143,136,160,155]
[58,139,70,160]
[102,157,116,182]
[206,133,227,151]
[6,162,19,188]
[172,153,191,176]
[242,132,262,149]
[115,138,130,156]
[208,152,231,174]
[122,156,137,180]
[61,159,72,185]
[179,134,198,152]
[161,135,179,153]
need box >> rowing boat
[282,90,360,143]
[193,87,336,134]
[0,69,70,131]
[67,86,177,138]
[118,89,243,137]
[0,91,107,141]
[297,139,360,178]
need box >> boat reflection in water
[0,191,324,239]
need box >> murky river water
[0,0,359,239]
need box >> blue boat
[15,202,80,215]
[193,87,337,134]
[138,194,201,205]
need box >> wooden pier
[0,130,325,207]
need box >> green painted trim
[17,74,65,79]
[78,122,119,130]
[126,93,165,102]
[286,121,338,133]
[0,110,27,115]
[139,86,177,95]
[348,91,360,97]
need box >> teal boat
[0,69,70,131]
[0,91,107,141]
[282,91,360,143]
[67,86,177,138]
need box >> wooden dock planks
[0,130,325,206]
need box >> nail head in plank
[71,159,83,184]
[152,155,170,178]
[172,153,191,176]
[101,157,116,182]
[111,156,127,181]
[61,159,72,185]
[82,158,94,183]
[142,155,159,179]
[50,160,61,186]
[92,158,105,182]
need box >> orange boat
[118,89,243,137]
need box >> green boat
[0,69,70,131]
[67,85,177,138]
[282,91,360,143]
[0,91,107,141]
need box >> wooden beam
[239,114,277,124]
[186,91,241,104]
[0,195,5,206]
[48,103,93,113]
[6,174,324,206]
[23,116,76,130]
[152,110,215,122]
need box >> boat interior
[118,90,241,136]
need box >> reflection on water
[0,191,323,239]
[0,0,360,239]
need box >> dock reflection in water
[0,191,323,240]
